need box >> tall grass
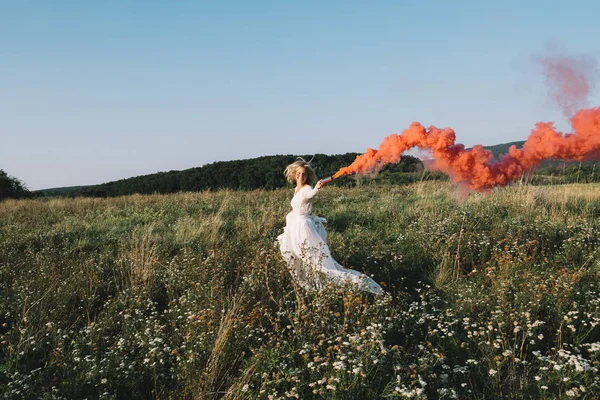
[1,182,599,399]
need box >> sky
[2,1,599,190]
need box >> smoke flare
[333,106,600,192]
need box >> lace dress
[277,185,383,294]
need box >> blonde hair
[284,157,317,185]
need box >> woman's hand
[315,180,327,189]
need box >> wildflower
[333,361,345,370]
[489,369,498,376]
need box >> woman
[277,158,383,295]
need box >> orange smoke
[534,47,597,118]
[333,106,600,191]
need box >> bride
[277,158,383,295]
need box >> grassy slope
[1,182,599,399]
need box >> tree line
[73,153,425,197]
[5,149,598,200]
[66,154,600,198]
[0,169,33,201]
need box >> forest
[69,153,426,197]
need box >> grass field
[1,182,599,399]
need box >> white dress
[277,185,383,295]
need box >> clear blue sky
[2,1,599,190]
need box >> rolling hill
[35,140,599,197]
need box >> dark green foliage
[72,154,425,197]
[483,141,526,160]
[532,163,600,185]
[35,185,92,197]
[0,170,31,200]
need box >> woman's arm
[301,185,320,199]
[302,179,328,199]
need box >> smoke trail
[534,46,598,118]
[333,49,600,192]
[333,106,600,191]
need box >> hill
[66,153,424,197]
[481,140,526,159]
[35,185,93,197]
[37,140,599,197]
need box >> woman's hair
[284,157,317,185]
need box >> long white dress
[277,185,383,295]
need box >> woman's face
[295,167,308,185]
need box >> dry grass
[119,223,159,292]
[196,290,246,400]
[173,194,229,247]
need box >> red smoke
[333,49,599,191]
[333,106,600,191]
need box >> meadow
[1,181,599,399]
